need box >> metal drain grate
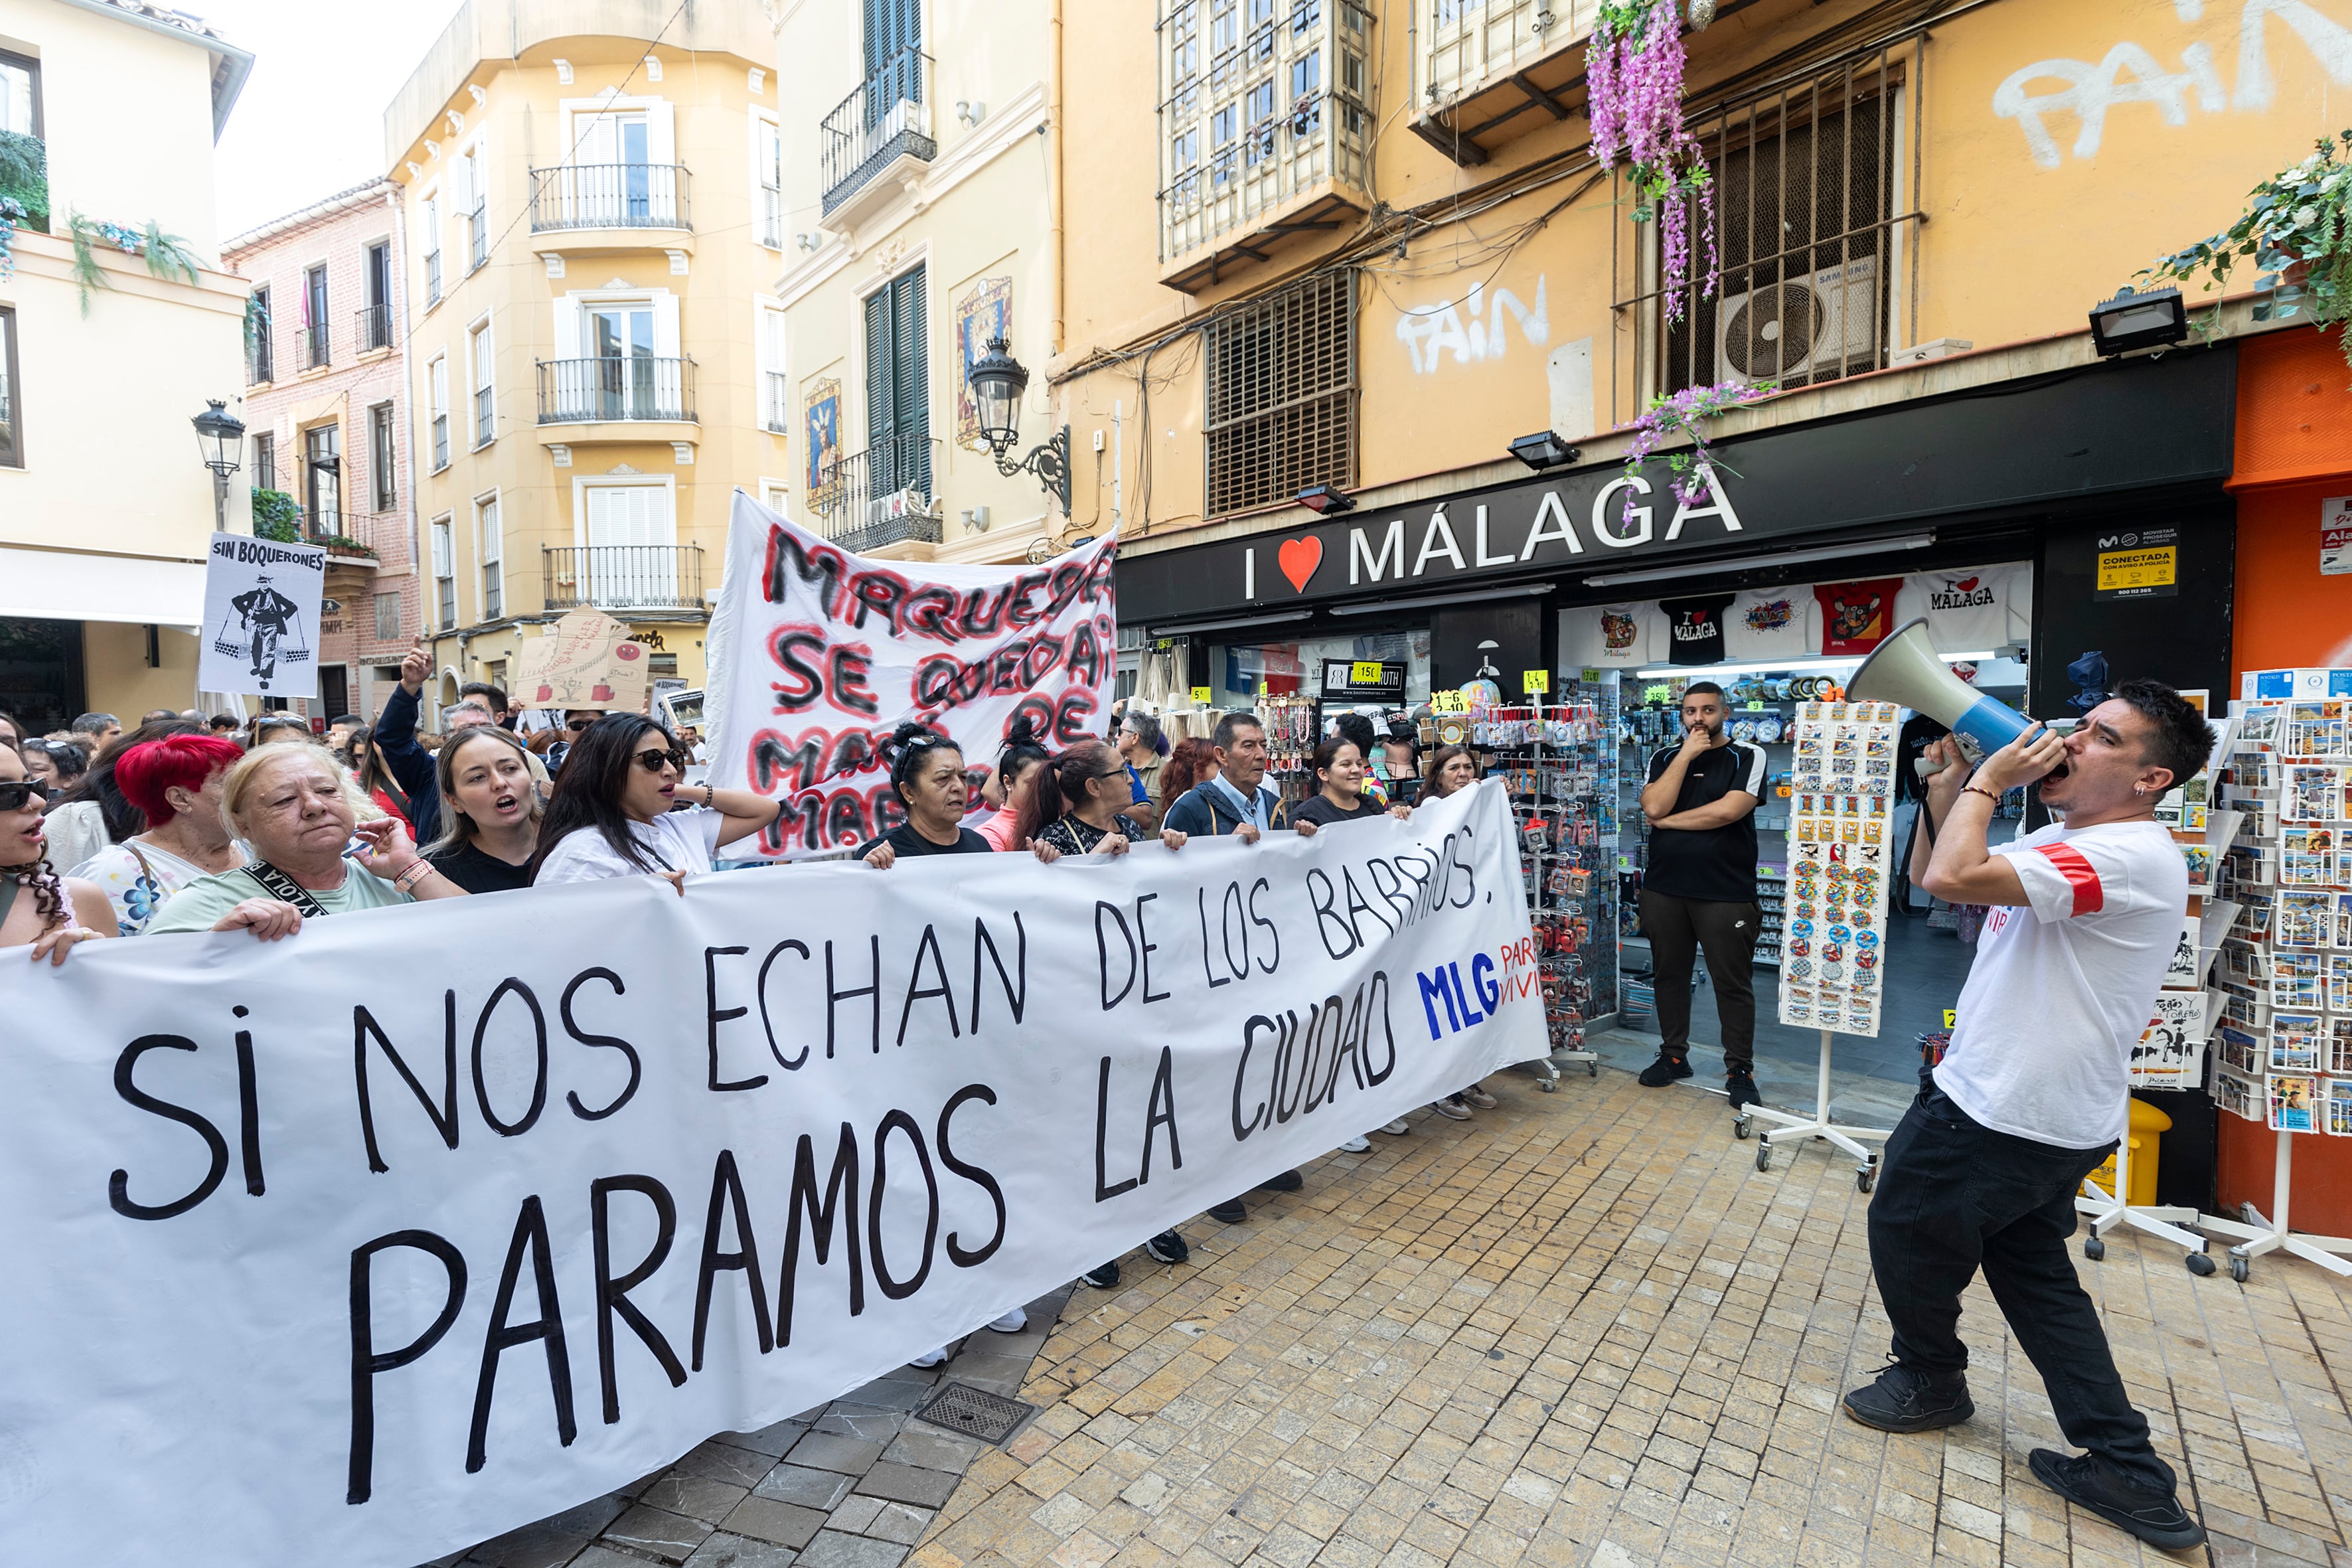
[910,1380,1037,1445]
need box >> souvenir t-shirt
[1933,820,2188,1148]
[1897,564,2028,654]
[1642,740,1769,902]
[72,837,242,935]
[534,807,727,884]
[1660,594,1735,666]
[1724,588,1816,660]
[1561,602,1662,668]
[145,862,413,933]
[1814,578,1903,656]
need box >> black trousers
[1869,1085,2174,1493]
[1638,890,1759,1071]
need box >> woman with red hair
[70,733,248,935]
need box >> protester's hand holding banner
[0,781,1544,1568]
[704,492,1118,856]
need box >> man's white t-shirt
[534,807,728,885]
[1932,819,2187,1148]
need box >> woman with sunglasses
[1014,740,1191,859]
[0,746,114,964]
[532,714,782,890]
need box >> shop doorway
[0,616,84,735]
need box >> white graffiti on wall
[1994,0,2352,168]
[1395,277,1549,372]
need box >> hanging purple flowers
[1587,0,1718,323]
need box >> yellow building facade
[384,0,785,714]
[771,0,1070,568]
[0,0,252,730]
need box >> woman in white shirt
[70,733,249,934]
[531,714,783,889]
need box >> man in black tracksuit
[1637,681,1768,1109]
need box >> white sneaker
[1338,1136,1371,1152]
[1378,1119,1411,1135]
[1432,1099,1474,1121]
[985,1308,1028,1333]
[909,1347,949,1368]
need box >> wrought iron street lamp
[967,337,1070,514]
[192,398,246,532]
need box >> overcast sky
[206,0,470,242]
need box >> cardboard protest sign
[512,609,650,712]
[705,493,1117,855]
[0,783,1544,1568]
[198,531,326,698]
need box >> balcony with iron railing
[542,544,707,613]
[764,371,789,433]
[355,303,392,354]
[535,356,698,442]
[301,321,331,372]
[527,164,693,254]
[807,432,941,555]
[820,49,936,226]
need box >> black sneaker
[1207,1199,1247,1223]
[1255,1168,1304,1193]
[1638,1054,1694,1087]
[1841,1362,1974,1433]
[2029,1449,2207,1550]
[1081,1261,1121,1289]
[1727,1071,1763,1109]
[1144,1230,1189,1265]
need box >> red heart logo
[1277,536,1323,593]
[1954,576,1979,591]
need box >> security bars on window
[1611,35,1924,420]
[1204,268,1358,518]
[1158,0,1374,264]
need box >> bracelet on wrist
[1960,783,2003,805]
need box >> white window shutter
[655,293,682,358]
[651,100,678,167]
[481,501,503,564]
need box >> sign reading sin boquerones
[706,494,1120,855]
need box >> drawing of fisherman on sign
[218,576,309,692]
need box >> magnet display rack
[1466,682,1619,1078]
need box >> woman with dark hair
[40,718,202,873]
[974,715,1053,853]
[19,736,84,796]
[1290,737,1414,830]
[0,711,23,747]
[1413,743,1498,1121]
[532,714,781,889]
[424,726,544,894]
[0,745,113,963]
[1016,740,1190,859]
[343,726,415,831]
[1160,736,1215,818]
[72,734,248,934]
[864,724,1059,867]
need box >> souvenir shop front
[1117,346,2240,1204]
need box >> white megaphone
[1847,617,2035,759]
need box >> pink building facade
[224,181,419,722]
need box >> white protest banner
[705,492,1118,856]
[0,783,1544,1568]
[198,530,326,698]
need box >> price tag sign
[1430,690,1471,713]
[1745,700,1764,711]
[1581,668,1603,684]
[1943,1009,1958,1029]
[1522,670,1551,694]
[1350,661,1384,684]
[1644,684,1672,704]
[1257,682,1271,698]
[1190,686,1211,707]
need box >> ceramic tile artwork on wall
[1776,701,1899,1039]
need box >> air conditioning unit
[1714,256,1881,388]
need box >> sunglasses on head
[0,779,49,811]
[632,746,688,774]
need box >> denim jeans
[1869,1084,2175,1494]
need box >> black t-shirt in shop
[427,839,535,894]
[877,823,992,857]
[1644,740,1768,902]
[1290,793,1389,828]
[1661,593,1735,666]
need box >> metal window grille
[1204,268,1356,517]
[1158,0,1373,263]
[1613,37,1922,418]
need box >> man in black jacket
[370,643,444,844]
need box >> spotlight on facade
[2088,285,2188,357]
[1296,484,1355,514]
[1508,431,1578,471]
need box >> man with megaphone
[1841,678,2214,1552]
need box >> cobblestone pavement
[449,1064,2352,1568]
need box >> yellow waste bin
[2089,1098,2171,1206]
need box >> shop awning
[0,547,208,629]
